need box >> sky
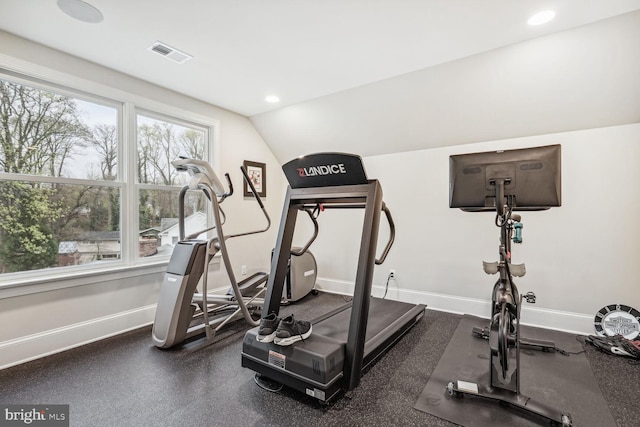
[70,99,202,183]
[70,99,117,180]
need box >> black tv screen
[449,144,561,211]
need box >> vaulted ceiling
[1,1,639,162]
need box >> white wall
[2,17,640,368]
[312,124,640,334]
[0,31,286,368]
[0,268,164,367]
[252,10,640,164]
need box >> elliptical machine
[152,158,272,349]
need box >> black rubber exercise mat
[414,315,615,426]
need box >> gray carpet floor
[0,292,638,426]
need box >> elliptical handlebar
[173,159,270,241]
[220,173,233,201]
[290,208,319,256]
[224,165,270,239]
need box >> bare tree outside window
[136,114,207,257]
[0,78,210,276]
[0,80,115,273]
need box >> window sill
[0,262,169,299]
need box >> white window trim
[0,262,168,299]
[0,53,221,295]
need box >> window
[136,112,208,259]
[0,74,213,280]
[0,78,120,275]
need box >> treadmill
[241,152,426,402]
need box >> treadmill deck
[242,297,426,402]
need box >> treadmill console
[282,152,368,188]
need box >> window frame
[133,109,211,266]
[0,65,219,293]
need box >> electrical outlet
[389,269,396,279]
[241,265,248,275]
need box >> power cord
[538,335,584,356]
[382,271,392,299]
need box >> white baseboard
[1,278,596,371]
[0,305,156,370]
[315,277,594,335]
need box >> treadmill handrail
[375,203,395,265]
[291,201,394,262]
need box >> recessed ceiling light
[528,10,555,26]
[265,95,280,103]
[57,0,104,23]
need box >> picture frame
[243,160,266,198]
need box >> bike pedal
[472,326,490,339]
[523,291,536,303]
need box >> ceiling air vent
[148,41,193,64]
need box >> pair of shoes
[256,313,312,346]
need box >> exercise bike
[447,178,572,427]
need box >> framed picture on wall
[243,160,266,198]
